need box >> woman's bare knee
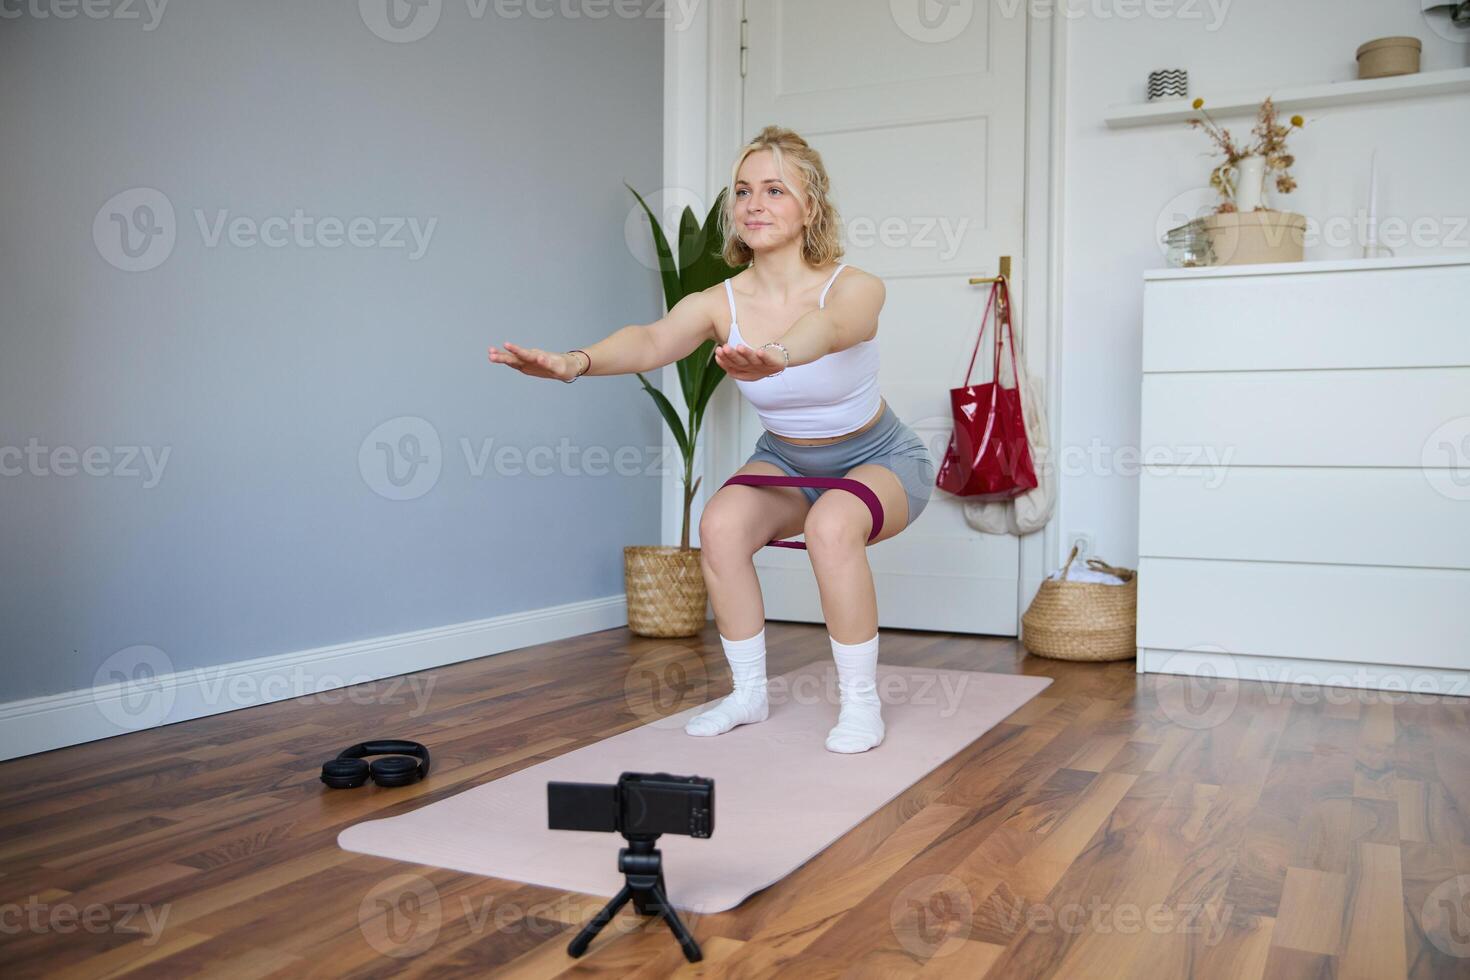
[699,503,759,562]
[698,463,812,562]
[803,501,867,555]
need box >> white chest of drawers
[1136,254,1470,697]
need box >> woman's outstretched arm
[774,271,883,368]
[488,292,714,381]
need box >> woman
[488,126,936,754]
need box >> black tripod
[566,834,702,962]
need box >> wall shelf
[1104,66,1470,128]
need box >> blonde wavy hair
[719,125,843,268]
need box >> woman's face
[734,150,806,251]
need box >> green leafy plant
[624,184,741,549]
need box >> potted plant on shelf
[622,184,738,637]
[1188,96,1309,265]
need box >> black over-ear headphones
[320,739,432,789]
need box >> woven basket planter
[1021,544,1138,662]
[624,545,708,638]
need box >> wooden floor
[2,623,1468,978]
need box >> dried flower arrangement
[1188,96,1306,213]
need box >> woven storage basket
[624,545,708,638]
[1021,544,1137,662]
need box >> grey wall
[0,1,665,701]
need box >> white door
[736,0,1029,635]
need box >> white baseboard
[1137,646,1470,699]
[0,595,629,762]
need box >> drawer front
[1138,466,1468,570]
[1140,367,1470,467]
[1136,556,1470,672]
[1143,263,1470,373]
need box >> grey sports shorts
[743,400,937,526]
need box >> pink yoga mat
[338,660,1052,914]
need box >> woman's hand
[487,342,581,382]
[715,342,786,382]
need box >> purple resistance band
[720,474,885,550]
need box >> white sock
[684,628,770,736]
[826,632,884,753]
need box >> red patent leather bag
[934,277,1038,499]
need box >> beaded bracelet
[759,341,789,377]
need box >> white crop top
[725,263,882,439]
